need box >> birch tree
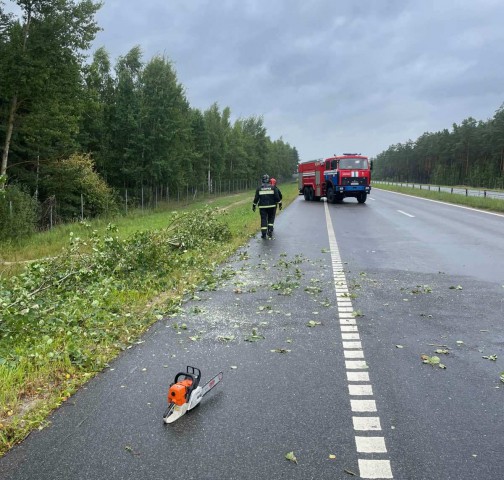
[0,0,101,184]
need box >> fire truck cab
[298,153,372,204]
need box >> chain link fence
[2,179,256,235]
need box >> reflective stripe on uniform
[259,190,274,195]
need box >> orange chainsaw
[163,366,223,424]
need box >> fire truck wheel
[326,186,335,203]
[357,193,367,203]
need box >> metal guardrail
[375,181,504,201]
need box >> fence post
[484,190,487,198]
[465,188,468,196]
[9,201,13,217]
[451,187,453,194]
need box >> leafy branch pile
[0,207,230,452]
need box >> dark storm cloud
[92,0,504,158]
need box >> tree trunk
[1,95,17,178]
[1,6,31,181]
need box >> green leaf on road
[306,320,322,327]
[429,355,440,364]
[482,354,497,361]
[244,329,265,342]
[285,451,298,464]
[124,445,140,456]
[217,335,235,343]
[421,354,446,369]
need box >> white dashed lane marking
[397,209,415,217]
[347,372,369,382]
[356,436,388,453]
[350,399,377,412]
[324,201,394,479]
[353,416,382,431]
[348,384,374,396]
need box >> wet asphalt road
[1,189,503,480]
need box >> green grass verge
[374,183,504,213]
[0,183,298,455]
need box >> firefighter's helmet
[270,178,277,186]
[262,174,270,183]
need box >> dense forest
[373,105,504,189]
[0,1,299,240]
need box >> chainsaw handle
[174,372,195,385]
[186,366,201,381]
[173,366,201,389]
[186,366,201,389]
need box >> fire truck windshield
[339,158,368,169]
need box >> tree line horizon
[0,0,299,239]
[373,104,504,189]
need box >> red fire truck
[298,153,373,204]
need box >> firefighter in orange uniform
[253,174,281,239]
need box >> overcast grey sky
[94,1,503,159]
